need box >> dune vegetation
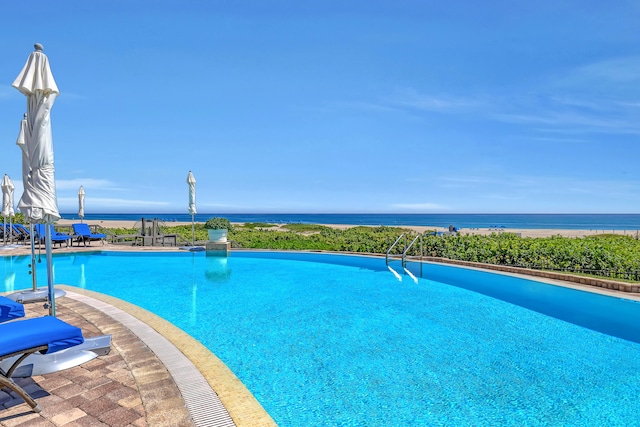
[102,221,640,282]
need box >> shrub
[204,217,233,232]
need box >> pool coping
[58,287,277,427]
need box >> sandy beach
[56,219,638,239]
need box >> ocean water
[59,213,640,230]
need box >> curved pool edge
[2,244,639,298]
[58,286,278,427]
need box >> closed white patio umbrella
[12,43,61,316]
[187,171,196,245]
[2,175,15,244]
[78,186,85,223]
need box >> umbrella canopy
[2,175,15,218]
[13,43,60,316]
[13,43,60,224]
[187,171,197,216]
[16,114,30,188]
[78,186,85,221]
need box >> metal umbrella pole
[29,224,37,291]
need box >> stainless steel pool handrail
[402,234,423,265]
[386,233,405,264]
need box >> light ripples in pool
[3,251,640,426]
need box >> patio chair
[8,224,28,243]
[0,316,84,412]
[14,224,31,242]
[72,223,107,246]
[33,224,72,248]
[0,224,29,244]
[1,224,20,242]
[0,295,25,322]
[0,315,112,412]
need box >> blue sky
[1,1,639,214]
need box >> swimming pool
[3,251,640,426]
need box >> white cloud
[566,56,640,86]
[495,111,640,135]
[386,87,482,113]
[438,175,499,188]
[57,196,169,208]
[55,178,120,191]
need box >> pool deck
[2,240,639,426]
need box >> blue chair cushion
[0,296,25,322]
[0,316,84,355]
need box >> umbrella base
[5,287,67,304]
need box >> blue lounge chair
[72,223,107,246]
[0,316,84,412]
[1,224,29,243]
[33,224,72,248]
[0,223,19,242]
[9,224,27,243]
[0,295,25,322]
[14,224,31,242]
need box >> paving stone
[115,395,142,411]
[0,408,41,426]
[97,407,140,427]
[50,408,86,425]
[81,383,122,402]
[103,387,137,405]
[130,417,147,427]
[63,415,109,426]
[78,399,120,418]
[81,377,112,391]
[7,416,51,427]
[106,368,136,386]
[51,383,86,400]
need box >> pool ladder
[386,233,423,282]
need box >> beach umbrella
[12,43,61,316]
[2,175,15,244]
[78,186,85,223]
[187,171,196,245]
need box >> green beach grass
[99,221,640,283]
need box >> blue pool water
[3,251,640,426]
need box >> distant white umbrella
[2,175,15,245]
[187,171,196,245]
[12,43,61,316]
[78,186,85,223]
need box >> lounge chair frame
[0,345,49,412]
[0,315,111,413]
